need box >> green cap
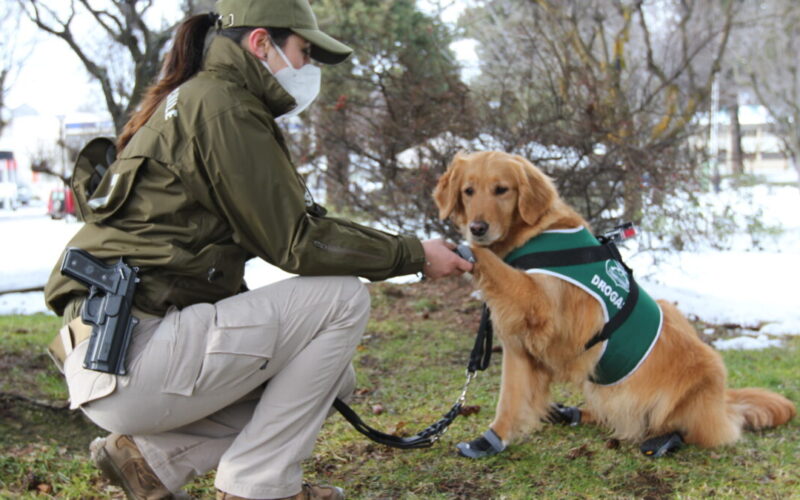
[216,0,353,65]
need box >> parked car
[47,187,76,220]
[16,184,33,205]
[0,181,17,210]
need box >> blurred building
[710,105,792,176]
[0,105,114,203]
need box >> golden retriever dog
[434,151,795,458]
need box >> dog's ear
[514,155,556,225]
[433,154,465,220]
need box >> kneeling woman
[44,0,472,498]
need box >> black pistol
[60,248,140,375]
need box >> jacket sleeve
[195,103,425,281]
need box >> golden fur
[434,151,795,447]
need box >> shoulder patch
[165,88,180,120]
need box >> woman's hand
[421,239,473,280]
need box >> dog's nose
[470,221,489,237]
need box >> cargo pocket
[191,307,279,395]
[64,339,117,410]
[161,304,212,396]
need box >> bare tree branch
[19,0,192,133]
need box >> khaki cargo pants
[64,275,370,499]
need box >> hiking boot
[90,434,173,500]
[216,482,345,500]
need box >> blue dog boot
[457,428,506,459]
[640,432,683,458]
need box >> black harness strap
[507,244,617,271]
[585,265,637,349]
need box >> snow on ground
[1,178,798,351]
[623,181,800,343]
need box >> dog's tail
[727,388,796,430]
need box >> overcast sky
[7,27,97,116]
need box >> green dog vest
[504,227,663,385]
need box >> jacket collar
[203,36,297,118]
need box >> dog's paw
[456,428,506,459]
[543,403,581,426]
[640,432,684,458]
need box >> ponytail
[117,13,219,151]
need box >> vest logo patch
[165,88,180,120]
[605,260,630,292]
[591,274,625,310]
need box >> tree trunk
[622,171,643,225]
[322,136,350,213]
[729,98,745,176]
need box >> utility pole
[709,77,721,193]
[57,115,67,180]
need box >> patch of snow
[713,335,783,351]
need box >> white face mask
[262,43,321,119]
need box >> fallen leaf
[388,421,406,435]
[566,444,594,460]
[459,405,482,416]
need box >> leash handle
[333,370,473,449]
[335,307,491,450]
[335,244,493,450]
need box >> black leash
[334,245,492,449]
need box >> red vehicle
[47,187,76,220]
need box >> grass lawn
[1,277,798,499]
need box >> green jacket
[45,37,425,317]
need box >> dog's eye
[464,187,474,196]
[495,186,509,195]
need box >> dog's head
[434,151,557,246]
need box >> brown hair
[117,14,216,151]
